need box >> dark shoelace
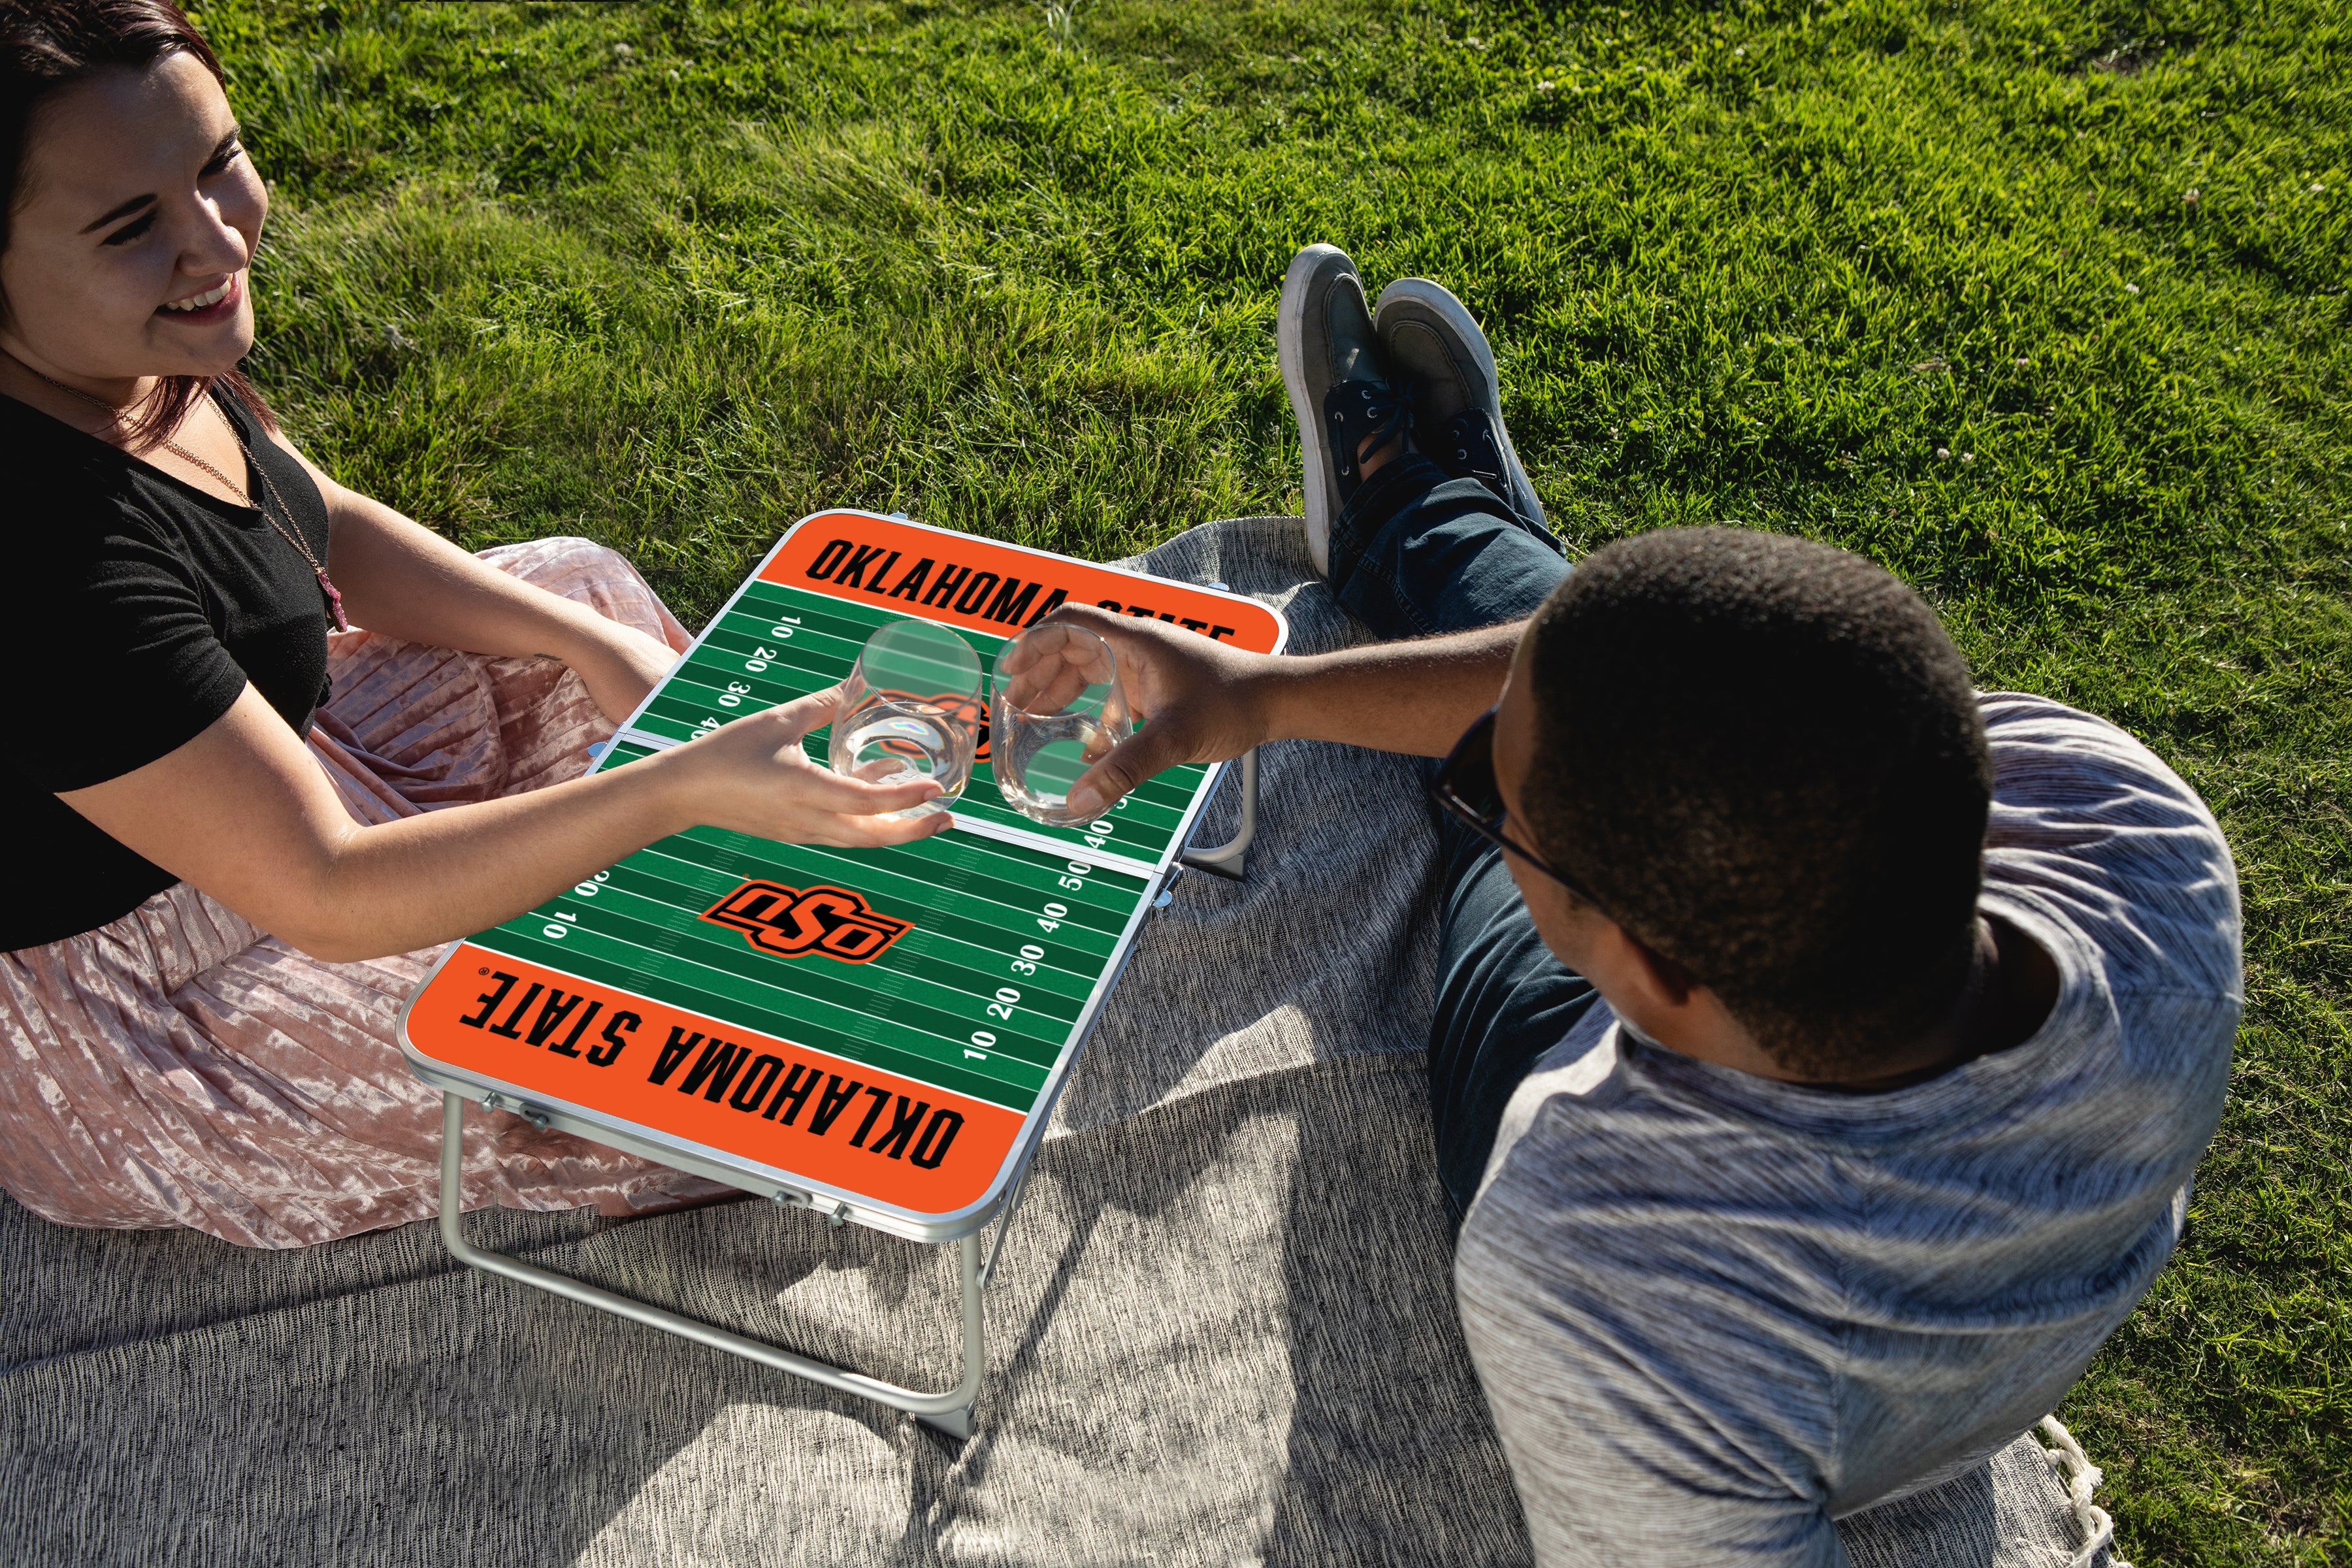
[1437,409,1508,488]
[1326,374,1416,483]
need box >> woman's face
[0,49,265,389]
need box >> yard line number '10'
[541,871,610,939]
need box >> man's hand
[1043,604,1279,818]
[1029,602,1527,817]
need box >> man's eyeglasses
[1426,706,1603,908]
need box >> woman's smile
[157,269,242,325]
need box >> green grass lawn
[199,1,2347,1559]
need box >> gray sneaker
[1278,244,1407,575]
[1373,278,1554,542]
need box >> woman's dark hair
[0,0,272,446]
[1521,527,1992,1080]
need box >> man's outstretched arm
[1045,602,1526,819]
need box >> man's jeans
[1328,455,1601,1235]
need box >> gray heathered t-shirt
[1454,693,2240,1566]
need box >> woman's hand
[647,687,953,848]
[562,619,684,725]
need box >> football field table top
[400,512,1288,1243]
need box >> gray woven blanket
[0,517,2106,1566]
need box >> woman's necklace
[14,363,348,632]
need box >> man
[1049,244,2238,1564]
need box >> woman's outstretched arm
[59,685,943,962]
[281,438,681,723]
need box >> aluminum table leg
[1180,747,1258,879]
[436,1093,982,1438]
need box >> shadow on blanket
[0,518,2106,1567]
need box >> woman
[0,0,944,1247]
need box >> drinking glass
[990,623,1133,826]
[828,620,984,819]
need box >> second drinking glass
[991,623,1133,826]
[828,620,984,819]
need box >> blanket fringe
[2038,1415,2131,1568]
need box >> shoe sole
[1373,278,1547,530]
[1277,244,1352,574]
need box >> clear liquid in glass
[828,620,984,821]
[995,711,1121,822]
[830,697,972,819]
[991,623,1132,827]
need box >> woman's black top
[0,387,336,950]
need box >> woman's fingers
[857,775,947,813]
[661,690,966,841]
[787,760,943,816]
[765,686,844,738]
[808,807,955,847]
[685,689,839,751]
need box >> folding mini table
[399,511,1288,1437]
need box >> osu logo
[700,880,912,963]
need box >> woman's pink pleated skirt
[0,538,727,1248]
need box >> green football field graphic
[451,564,1251,1119]
[472,748,1152,1113]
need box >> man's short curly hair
[1519,527,1991,1079]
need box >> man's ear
[1616,926,1700,1006]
